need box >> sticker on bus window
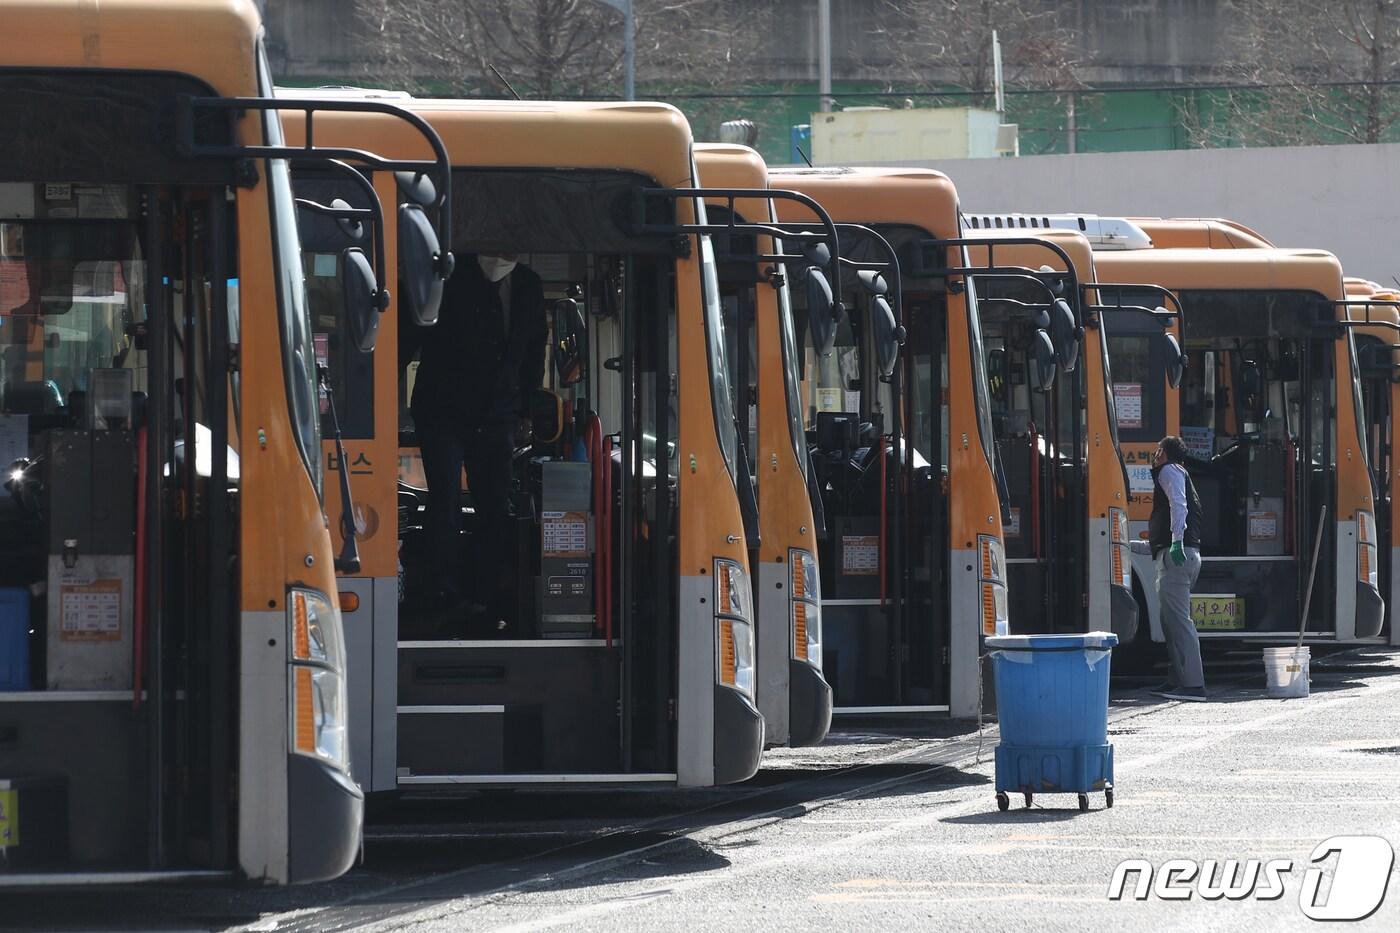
[1249,511,1279,541]
[841,535,879,575]
[1005,508,1021,537]
[1182,426,1214,460]
[1113,383,1143,429]
[542,511,589,558]
[816,388,842,413]
[59,579,123,642]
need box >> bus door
[1341,304,1399,644]
[793,224,945,712]
[960,244,1088,635]
[0,169,237,871]
[370,169,785,786]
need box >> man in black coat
[407,252,546,629]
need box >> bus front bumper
[287,756,364,884]
[713,686,764,785]
[788,659,833,748]
[1356,581,1385,639]
[1111,583,1140,642]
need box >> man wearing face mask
[409,251,546,632]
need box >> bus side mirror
[395,171,437,207]
[858,269,888,296]
[341,247,380,353]
[552,298,587,386]
[1052,298,1079,373]
[1164,333,1186,389]
[806,267,837,356]
[872,295,901,377]
[1031,329,1058,391]
[399,204,444,327]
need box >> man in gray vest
[1147,435,1206,701]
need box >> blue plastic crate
[986,631,1117,810]
[0,587,30,691]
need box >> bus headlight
[790,548,822,666]
[715,558,752,622]
[717,618,756,698]
[1109,507,1132,589]
[1358,510,1379,589]
[291,665,349,770]
[288,588,349,771]
[289,588,344,669]
[715,559,756,697]
[978,534,1008,635]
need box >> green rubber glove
[1170,540,1186,566]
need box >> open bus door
[1340,295,1400,645]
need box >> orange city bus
[1094,247,1384,645]
[770,167,1007,718]
[283,99,853,789]
[0,0,450,884]
[960,227,1142,638]
[1128,217,1275,250]
[1342,281,1400,646]
[694,143,833,747]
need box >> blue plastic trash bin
[0,587,31,691]
[985,631,1118,811]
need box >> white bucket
[1263,646,1310,699]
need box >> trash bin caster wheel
[1023,792,1033,808]
[1105,789,1114,809]
[996,792,1009,812]
[1078,793,1090,812]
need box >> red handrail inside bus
[585,415,613,645]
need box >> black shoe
[1149,682,1176,697]
[1161,686,1207,702]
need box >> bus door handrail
[1089,282,1186,328]
[634,186,848,308]
[921,236,1082,310]
[175,95,454,277]
[1334,307,1400,379]
[766,219,908,636]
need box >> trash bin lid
[985,631,1119,651]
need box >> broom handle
[1295,504,1328,655]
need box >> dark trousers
[415,409,514,616]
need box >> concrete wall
[890,143,1400,284]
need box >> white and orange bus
[0,0,448,884]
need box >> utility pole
[1067,92,1078,154]
[818,0,832,112]
[596,0,635,101]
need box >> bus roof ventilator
[963,213,1153,251]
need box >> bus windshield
[700,232,743,489]
[774,251,809,477]
[259,50,323,499]
[0,218,145,416]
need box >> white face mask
[477,255,517,283]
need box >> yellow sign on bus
[1192,595,1244,631]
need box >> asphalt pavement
[8,647,1400,932]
